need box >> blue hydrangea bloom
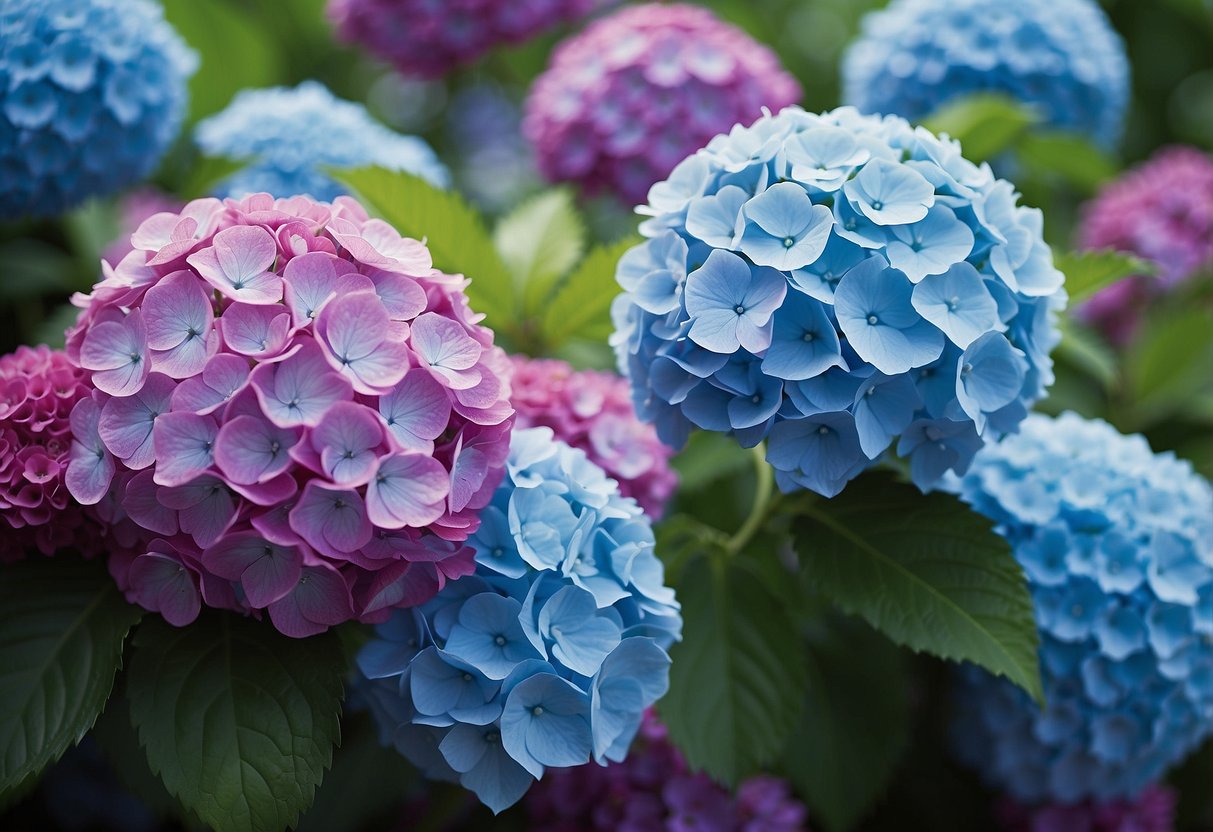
[194,81,449,201]
[355,428,682,813]
[612,106,1066,497]
[841,0,1129,148]
[0,0,196,219]
[949,412,1213,804]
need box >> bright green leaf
[658,554,808,785]
[793,474,1042,703]
[541,236,640,348]
[1055,318,1118,390]
[0,558,143,797]
[127,612,345,832]
[1126,305,1213,423]
[493,189,586,315]
[1054,248,1154,303]
[921,94,1040,163]
[1018,131,1119,192]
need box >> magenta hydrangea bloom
[996,784,1176,832]
[327,0,608,80]
[523,3,802,204]
[64,192,514,637]
[509,356,677,518]
[525,711,808,831]
[1077,146,1213,343]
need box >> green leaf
[1126,305,1213,423]
[1018,131,1119,192]
[921,94,1040,163]
[0,240,74,299]
[793,473,1042,703]
[784,621,911,832]
[671,430,753,493]
[659,554,808,785]
[539,235,639,349]
[1055,318,1118,390]
[0,557,143,797]
[92,694,184,823]
[493,189,586,315]
[127,612,345,832]
[334,167,517,327]
[1054,249,1154,304]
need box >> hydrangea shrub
[841,0,1129,148]
[194,81,448,202]
[356,428,682,813]
[524,3,801,204]
[0,0,197,218]
[612,105,1066,497]
[950,413,1213,803]
[64,192,514,637]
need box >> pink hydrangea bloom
[327,0,608,80]
[996,784,1176,832]
[1077,146,1213,343]
[509,355,677,518]
[65,193,514,637]
[523,3,801,204]
[526,711,809,832]
[102,189,183,267]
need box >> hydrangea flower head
[949,413,1213,804]
[509,356,677,518]
[194,81,448,202]
[64,192,514,637]
[996,784,1176,832]
[0,0,197,218]
[1077,146,1213,343]
[841,0,1128,148]
[355,427,681,813]
[523,3,802,204]
[327,0,607,80]
[612,106,1066,497]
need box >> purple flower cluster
[327,0,607,80]
[995,784,1176,832]
[523,3,802,204]
[63,192,514,637]
[525,711,808,831]
[1077,146,1213,343]
[509,356,677,518]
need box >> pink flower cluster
[327,0,608,80]
[996,784,1176,832]
[1077,146,1213,343]
[0,346,102,561]
[509,356,677,518]
[523,3,801,204]
[526,712,808,831]
[64,193,514,637]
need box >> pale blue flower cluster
[950,413,1213,804]
[842,0,1129,148]
[356,428,682,814]
[0,0,196,218]
[194,81,449,201]
[612,106,1066,497]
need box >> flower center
[867,315,879,325]
[782,236,796,249]
[734,305,746,316]
[494,635,506,646]
[532,706,544,717]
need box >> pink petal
[289,481,373,558]
[378,369,452,452]
[357,561,441,615]
[98,372,176,468]
[250,340,353,427]
[369,271,427,321]
[315,290,389,366]
[411,312,483,372]
[80,316,143,372]
[218,303,291,358]
[142,270,215,351]
[345,339,410,394]
[214,414,299,485]
[128,551,201,626]
[160,477,237,550]
[203,532,302,608]
[152,412,219,487]
[66,399,115,505]
[122,469,178,536]
[268,563,354,637]
[227,471,298,507]
[187,225,283,305]
[150,329,219,379]
[311,401,384,485]
[449,445,487,513]
[366,452,450,530]
[172,354,250,414]
[282,251,339,326]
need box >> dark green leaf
[1126,305,1213,423]
[493,189,586,315]
[0,240,74,299]
[921,94,1040,162]
[91,694,183,823]
[670,430,753,493]
[127,612,345,832]
[659,554,808,785]
[540,236,640,348]
[793,473,1042,703]
[0,557,143,797]
[1018,131,1119,192]
[1055,318,1118,390]
[1054,248,1154,304]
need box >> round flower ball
[194,81,449,202]
[64,192,515,637]
[612,106,1066,498]
[841,0,1129,149]
[509,355,677,518]
[355,427,682,813]
[327,0,607,80]
[523,3,802,204]
[950,412,1213,804]
[0,0,197,219]
[1077,146,1213,344]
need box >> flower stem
[726,443,777,555]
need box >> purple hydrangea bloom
[612,106,1067,498]
[995,783,1176,832]
[64,192,515,637]
[523,3,802,204]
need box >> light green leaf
[658,554,808,785]
[127,612,345,832]
[1055,318,1118,390]
[1054,248,1154,303]
[0,557,143,797]
[793,474,1042,703]
[1126,305,1213,423]
[1018,131,1119,192]
[493,189,586,315]
[921,94,1040,163]
[335,167,517,327]
[541,236,640,348]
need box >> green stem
[726,443,777,555]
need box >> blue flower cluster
[950,412,1213,804]
[612,106,1066,497]
[194,81,449,201]
[355,428,682,813]
[841,0,1129,148]
[0,0,196,219]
